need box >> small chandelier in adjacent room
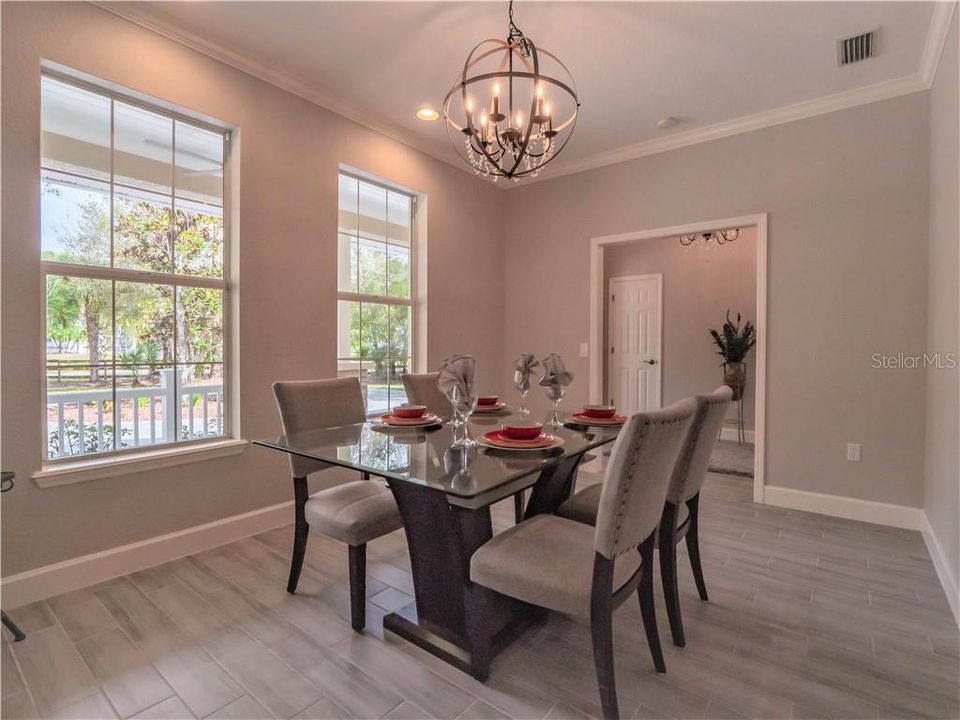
[680,228,741,247]
[443,0,579,181]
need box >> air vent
[838,30,877,65]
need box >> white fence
[47,368,224,458]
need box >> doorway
[607,274,662,415]
[589,214,768,503]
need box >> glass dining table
[254,410,622,678]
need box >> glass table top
[254,411,621,500]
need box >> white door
[608,274,662,414]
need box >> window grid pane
[337,173,415,416]
[42,75,228,460]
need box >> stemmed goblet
[449,384,478,448]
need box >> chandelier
[443,0,579,182]
[680,228,740,247]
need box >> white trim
[93,2,479,184]
[919,2,958,86]
[589,213,768,503]
[719,427,756,444]
[96,1,951,190]
[763,486,926,531]
[1,499,292,609]
[922,518,960,626]
[539,75,928,183]
[32,438,248,487]
[607,273,663,411]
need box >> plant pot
[723,362,746,401]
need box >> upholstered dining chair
[401,372,453,417]
[272,377,403,632]
[469,399,696,720]
[557,386,733,648]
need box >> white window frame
[336,171,419,416]
[37,70,239,475]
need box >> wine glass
[543,383,565,428]
[513,369,531,418]
[449,384,477,448]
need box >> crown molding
[533,72,929,183]
[95,1,953,191]
[919,1,957,86]
[91,2,484,184]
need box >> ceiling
[107,2,945,182]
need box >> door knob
[643,359,656,365]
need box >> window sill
[32,438,249,488]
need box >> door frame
[607,273,663,412]
[588,213,768,503]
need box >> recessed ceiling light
[656,116,679,130]
[416,107,440,121]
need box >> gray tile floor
[3,473,958,720]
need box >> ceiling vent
[838,30,877,66]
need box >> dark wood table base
[384,451,587,678]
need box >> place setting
[566,404,628,427]
[472,394,510,413]
[372,404,444,432]
[477,420,565,453]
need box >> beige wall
[1,2,506,575]
[504,93,930,508]
[603,228,757,429]
[924,13,959,595]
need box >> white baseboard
[1,501,294,609]
[921,519,960,627]
[719,427,756,443]
[762,485,926,530]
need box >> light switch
[846,443,861,462]
[579,342,589,358]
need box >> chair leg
[638,537,666,673]
[348,544,367,632]
[591,555,619,719]
[467,584,493,682]
[659,504,685,647]
[1,612,26,642]
[287,477,309,594]
[513,491,525,524]
[686,494,709,602]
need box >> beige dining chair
[557,386,733,648]
[273,377,403,632]
[401,372,452,417]
[469,399,696,719]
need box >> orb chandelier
[680,228,741,247]
[443,0,579,182]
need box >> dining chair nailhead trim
[610,414,690,558]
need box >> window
[337,173,416,414]
[41,74,231,461]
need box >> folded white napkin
[539,353,574,388]
[513,353,541,393]
[438,354,476,403]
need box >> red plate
[379,413,441,427]
[570,413,627,426]
[482,429,559,449]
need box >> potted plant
[709,311,757,401]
